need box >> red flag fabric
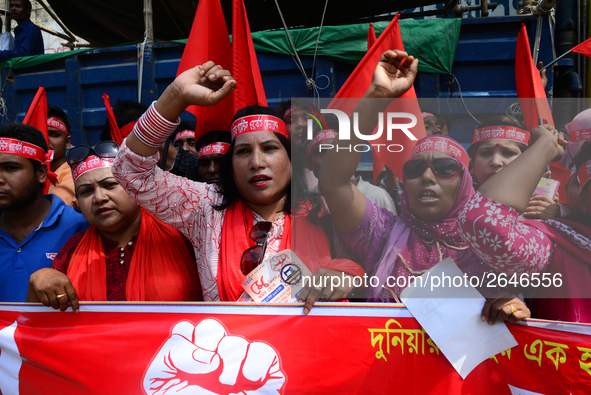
[329,15,427,180]
[571,37,591,58]
[367,23,377,49]
[23,87,48,143]
[102,93,123,144]
[177,0,234,139]
[22,87,57,193]
[232,0,267,111]
[515,24,554,131]
[367,23,385,184]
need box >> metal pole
[144,0,154,44]
[539,49,573,71]
[36,0,76,42]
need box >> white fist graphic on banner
[144,319,286,394]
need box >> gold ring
[56,293,67,299]
[510,305,517,314]
[314,286,323,293]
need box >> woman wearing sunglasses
[318,50,529,324]
[26,142,202,312]
[111,62,364,312]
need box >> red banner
[0,303,590,394]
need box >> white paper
[400,257,518,379]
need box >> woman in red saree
[27,147,201,312]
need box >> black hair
[467,115,529,158]
[195,130,231,152]
[20,0,32,11]
[213,105,320,219]
[100,99,148,141]
[47,104,71,133]
[0,122,47,174]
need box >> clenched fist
[143,319,286,394]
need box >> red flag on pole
[232,0,267,110]
[177,0,234,138]
[22,86,57,193]
[366,23,385,184]
[367,23,377,49]
[571,37,591,58]
[515,24,554,130]
[102,93,123,144]
[329,15,426,180]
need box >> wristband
[133,102,180,147]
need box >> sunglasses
[240,221,272,276]
[402,157,462,179]
[67,141,120,166]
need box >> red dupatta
[217,199,365,301]
[525,218,591,322]
[67,209,201,301]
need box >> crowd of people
[1,48,589,325]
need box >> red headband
[71,156,114,182]
[0,138,47,163]
[473,125,530,145]
[421,112,435,118]
[198,142,230,158]
[47,117,68,136]
[173,130,195,144]
[571,129,591,143]
[307,130,338,155]
[284,106,307,120]
[578,160,591,191]
[231,115,287,140]
[410,136,469,167]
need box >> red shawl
[67,209,201,301]
[525,218,591,322]
[217,199,365,301]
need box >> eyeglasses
[66,141,120,166]
[240,221,272,275]
[402,157,462,179]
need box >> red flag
[177,0,233,138]
[22,87,56,193]
[367,23,376,50]
[571,37,591,58]
[329,15,427,180]
[515,24,554,131]
[232,0,267,110]
[102,93,123,144]
[367,23,385,184]
[23,87,48,143]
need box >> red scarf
[67,209,201,301]
[217,199,364,301]
[525,218,591,322]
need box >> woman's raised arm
[126,61,237,158]
[478,124,566,213]
[319,50,418,233]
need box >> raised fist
[143,319,286,394]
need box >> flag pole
[539,49,572,72]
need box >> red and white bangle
[133,102,180,148]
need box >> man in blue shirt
[0,123,88,302]
[0,0,43,61]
